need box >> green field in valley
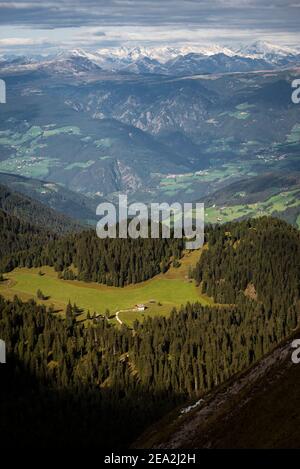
[204,190,300,224]
[0,251,213,326]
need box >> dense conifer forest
[194,217,300,312]
[0,209,58,265]
[0,210,184,286]
[0,184,82,233]
[0,217,299,448]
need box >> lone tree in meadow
[37,289,46,300]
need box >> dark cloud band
[0,0,299,33]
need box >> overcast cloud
[0,0,299,52]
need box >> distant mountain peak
[236,40,299,59]
[1,41,299,77]
[94,44,236,63]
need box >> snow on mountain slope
[94,45,236,63]
[65,42,300,72]
[236,40,299,61]
[1,41,299,76]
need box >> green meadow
[204,190,300,224]
[0,251,213,326]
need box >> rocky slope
[135,332,300,449]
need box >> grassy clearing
[43,126,81,138]
[0,156,61,178]
[0,125,81,178]
[218,110,250,120]
[236,103,255,111]
[0,251,213,326]
[159,162,253,191]
[230,111,250,120]
[286,124,300,143]
[204,190,300,224]
[65,160,95,170]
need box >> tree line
[0,209,184,286]
[194,217,300,316]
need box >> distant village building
[135,304,147,312]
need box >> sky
[0,0,299,54]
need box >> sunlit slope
[0,250,213,325]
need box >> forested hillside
[194,217,300,312]
[0,209,58,267]
[0,217,299,448]
[0,184,82,233]
[0,219,184,286]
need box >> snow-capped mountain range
[65,40,300,62]
[236,40,299,62]
[1,41,299,76]
[91,44,237,62]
